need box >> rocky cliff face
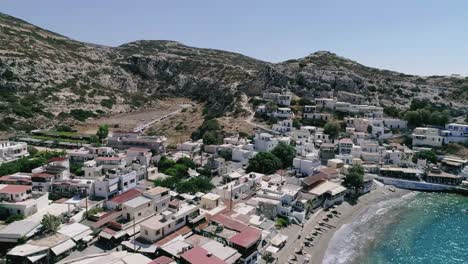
[0,12,466,131]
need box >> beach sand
[275,184,411,264]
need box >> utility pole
[133,214,136,252]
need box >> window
[156,230,160,235]
[145,230,148,235]
[147,203,150,207]
[138,212,142,216]
[130,179,135,183]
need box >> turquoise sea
[322,192,468,264]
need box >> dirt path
[240,94,280,135]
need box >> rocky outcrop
[0,12,466,131]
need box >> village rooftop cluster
[0,91,467,264]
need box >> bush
[69,109,97,122]
[275,217,289,228]
[100,98,114,109]
[5,214,24,224]
[246,152,282,174]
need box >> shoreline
[310,184,412,264]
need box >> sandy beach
[312,185,411,264]
[276,183,412,264]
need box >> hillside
[0,12,467,132]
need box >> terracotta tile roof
[32,172,55,178]
[0,184,31,194]
[211,214,247,232]
[149,256,174,264]
[108,189,142,205]
[229,226,261,249]
[302,174,327,186]
[0,175,31,183]
[180,246,226,264]
[155,226,192,246]
[339,138,353,144]
[48,156,68,162]
[320,167,339,175]
[91,211,122,229]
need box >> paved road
[275,209,324,264]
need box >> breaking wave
[322,192,417,264]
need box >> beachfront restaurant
[379,167,423,180]
[425,170,463,185]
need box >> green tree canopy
[344,164,365,193]
[412,150,438,164]
[157,156,176,171]
[41,214,62,234]
[246,152,282,174]
[96,124,109,141]
[176,157,197,169]
[271,142,296,169]
[324,121,341,139]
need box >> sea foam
[322,192,417,264]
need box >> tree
[271,142,296,169]
[263,252,275,263]
[412,150,437,164]
[41,214,61,234]
[218,149,232,161]
[175,176,214,194]
[404,111,422,128]
[202,131,218,145]
[176,157,197,169]
[344,164,364,194]
[246,152,282,174]
[324,121,341,139]
[157,156,176,172]
[96,124,109,142]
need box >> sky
[1,0,467,76]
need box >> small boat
[389,187,396,192]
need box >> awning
[27,253,48,263]
[266,245,280,254]
[99,230,113,240]
[72,229,93,242]
[51,239,76,256]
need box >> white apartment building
[272,119,293,133]
[441,123,468,144]
[68,146,114,163]
[121,196,154,222]
[0,185,48,216]
[232,144,256,164]
[143,186,170,213]
[293,153,321,176]
[412,127,444,147]
[0,141,28,164]
[262,92,292,106]
[94,169,137,199]
[271,107,294,119]
[215,172,264,200]
[254,133,278,152]
[139,203,198,243]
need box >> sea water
[322,192,468,264]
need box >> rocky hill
[0,12,467,131]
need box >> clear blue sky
[1,0,467,76]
